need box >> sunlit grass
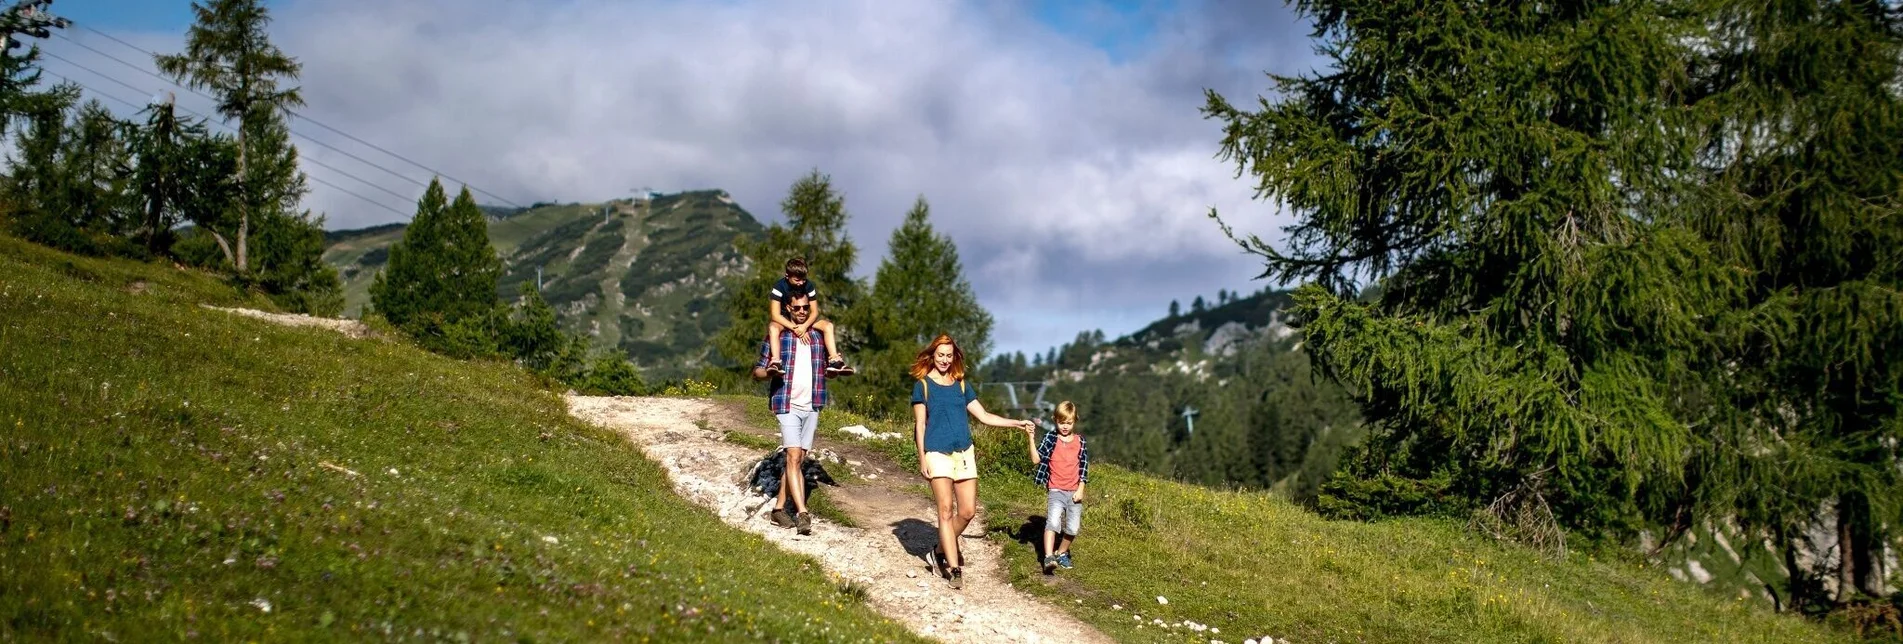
[0,235,920,642]
[712,394,1852,644]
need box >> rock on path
[564,395,1113,644]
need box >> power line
[50,30,436,195]
[68,23,524,209]
[43,42,438,199]
[35,69,416,220]
[40,50,421,211]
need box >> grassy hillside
[721,397,1852,643]
[323,191,762,381]
[0,235,917,641]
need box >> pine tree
[1204,0,1730,547]
[154,0,304,273]
[370,179,502,343]
[1168,300,1180,318]
[854,195,994,413]
[1191,295,1206,314]
[716,169,865,370]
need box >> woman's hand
[918,458,931,481]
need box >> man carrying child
[764,257,852,377]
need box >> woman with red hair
[909,333,1036,589]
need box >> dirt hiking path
[564,395,1113,644]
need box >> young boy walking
[1024,400,1089,574]
[765,257,852,377]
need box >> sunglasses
[787,305,810,312]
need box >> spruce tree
[370,179,502,342]
[856,195,995,412]
[1204,0,1730,546]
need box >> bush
[577,354,647,396]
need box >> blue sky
[32,0,1318,360]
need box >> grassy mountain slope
[749,400,1851,643]
[322,191,763,380]
[0,235,916,641]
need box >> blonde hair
[1053,400,1078,425]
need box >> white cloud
[45,0,1320,357]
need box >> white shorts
[777,408,819,450]
[922,447,978,481]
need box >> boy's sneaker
[796,511,812,535]
[769,508,794,528]
[825,359,855,376]
[765,360,784,377]
[948,567,963,590]
[1041,555,1057,575]
[1056,552,1073,569]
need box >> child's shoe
[948,567,963,590]
[1041,555,1057,575]
[1056,552,1073,569]
[769,508,794,528]
[825,358,855,376]
[765,360,784,377]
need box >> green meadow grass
[0,236,920,642]
[717,395,1852,644]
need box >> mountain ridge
[321,189,763,380]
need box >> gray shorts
[1046,488,1083,535]
[776,408,819,450]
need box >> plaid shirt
[757,330,828,414]
[1031,430,1089,488]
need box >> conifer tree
[1204,0,1730,546]
[154,0,304,273]
[1681,0,1903,607]
[716,169,865,370]
[370,179,502,342]
[856,195,994,412]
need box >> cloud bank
[47,0,1322,357]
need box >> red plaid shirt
[758,330,828,414]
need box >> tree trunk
[235,124,248,272]
[209,229,235,266]
[1840,496,1857,602]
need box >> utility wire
[68,23,524,208]
[42,51,421,210]
[51,30,435,195]
[37,69,416,220]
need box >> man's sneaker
[927,547,944,577]
[1041,555,1057,575]
[825,359,855,376]
[769,508,794,528]
[796,511,813,535]
[948,567,963,590]
[1056,552,1073,569]
[765,360,784,377]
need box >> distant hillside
[322,190,764,380]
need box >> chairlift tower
[1181,405,1200,436]
[979,381,1057,428]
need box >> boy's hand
[1072,490,1085,503]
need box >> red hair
[909,334,966,381]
